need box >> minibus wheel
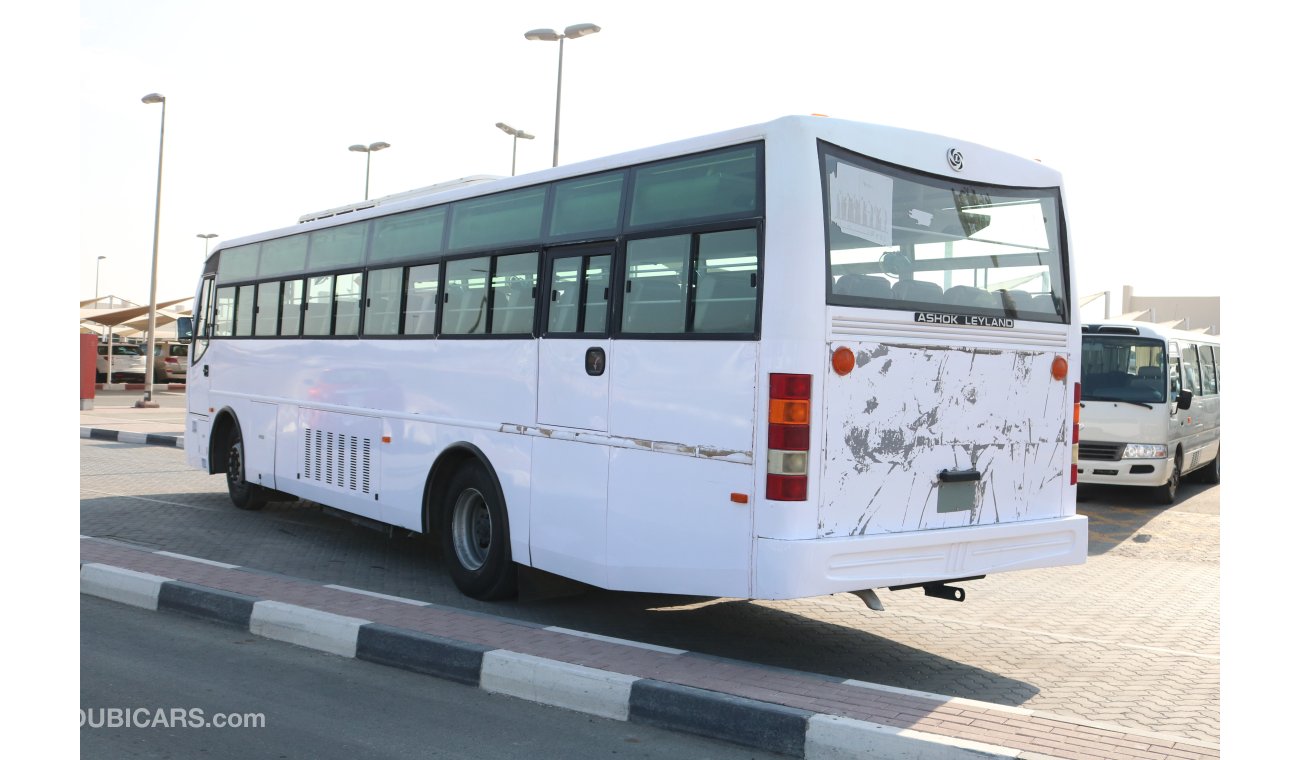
[1156,453,1181,505]
[440,464,516,601]
[226,424,267,511]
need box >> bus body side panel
[201,338,539,548]
[368,339,538,552]
[529,438,609,586]
[1188,394,1220,472]
[606,451,752,597]
[603,340,758,597]
[820,326,1072,538]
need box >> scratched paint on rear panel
[821,342,1069,537]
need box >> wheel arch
[422,443,510,538]
[209,407,240,476]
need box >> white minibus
[1078,321,1220,502]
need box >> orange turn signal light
[769,398,811,425]
[1051,355,1068,381]
[831,347,855,376]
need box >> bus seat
[694,272,756,333]
[835,274,892,299]
[624,277,683,333]
[367,296,400,335]
[1000,289,1036,314]
[406,291,438,334]
[942,285,997,309]
[443,283,485,334]
[549,286,579,332]
[1032,294,1058,313]
[494,280,535,334]
[892,279,943,303]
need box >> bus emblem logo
[946,148,964,171]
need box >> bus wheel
[1156,454,1181,505]
[226,425,267,511]
[441,465,516,601]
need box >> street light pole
[495,122,535,176]
[349,142,390,200]
[197,233,217,257]
[95,256,106,301]
[524,23,600,167]
[136,92,166,408]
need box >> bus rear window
[821,143,1068,323]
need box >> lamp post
[136,92,166,408]
[495,122,535,176]
[524,23,600,167]
[95,256,107,301]
[197,233,217,257]
[348,142,390,200]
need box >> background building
[1080,286,1220,335]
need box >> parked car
[154,341,189,382]
[96,343,148,382]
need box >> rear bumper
[753,515,1088,599]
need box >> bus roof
[211,114,1064,257]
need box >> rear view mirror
[177,316,194,344]
[1176,389,1193,410]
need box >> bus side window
[1180,343,1202,396]
[623,235,689,334]
[1198,344,1218,394]
[192,276,215,359]
[1168,342,1182,397]
[214,286,237,337]
[692,229,758,334]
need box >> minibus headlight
[1122,443,1169,460]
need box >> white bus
[1078,321,1220,503]
[181,115,1087,606]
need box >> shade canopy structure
[79,297,191,330]
[80,298,193,343]
[116,306,192,338]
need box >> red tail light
[767,373,811,501]
[1071,382,1080,485]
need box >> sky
[12,1,1292,753]
[71,0,1277,322]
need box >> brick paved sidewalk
[80,536,1218,760]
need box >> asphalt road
[81,594,785,759]
[80,434,1220,744]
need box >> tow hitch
[848,576,984,611]
[889,575,984,602]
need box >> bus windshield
[822,143,1068,322]
[1081,336,1168,404]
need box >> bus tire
[1155,452,1181,505]
[440,464,516,601]
[226,424,267,511]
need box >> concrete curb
[81,427,184,448]
[79,561,1037,759]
